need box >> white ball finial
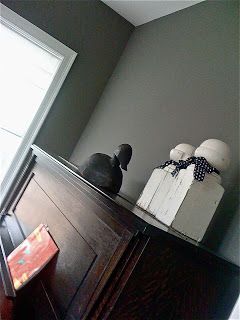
[170,143,196,161]
[194,139,230,172]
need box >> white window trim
[0,4,77,206]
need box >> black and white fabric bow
[158,160,178,169]
[158,156,219,182]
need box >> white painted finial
[194,139,230,172]
[170,143,196,161]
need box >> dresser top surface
[31,145,239,270]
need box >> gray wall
[2,0,133,157]
[71,1,239,265]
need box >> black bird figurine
[78,144,132,194]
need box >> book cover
[7,224,59,290]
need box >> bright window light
[0,23,62,181]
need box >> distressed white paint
[137,142,195,215]
[136,139,228,241]
[148,165,175,217]
[136,168,167,211]
[137,164,175,214]
[171,170,224,241]
[137,165,224,242]
[155,166,194,225]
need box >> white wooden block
[137,164,224,242]
[171,170,224,241]
[136,139,229,241]
[148,166,175,217]
[136,168,167,211]
[136,165,175,214]
[155,167,194,225]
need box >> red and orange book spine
[7,224,59,290]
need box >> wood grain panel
[13,178,96,319]
[12,165,133,319]
[109,238,239,320]
[32,164,122,253]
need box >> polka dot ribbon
[158,160,178,168]
[158,157,219,182]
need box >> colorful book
[7,224,59,290]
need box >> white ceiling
[102,0,205,26]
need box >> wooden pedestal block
[137,165,224,242]
[136,165,175,214]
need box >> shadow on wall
[119,179,145,203]
[203,172,240,254]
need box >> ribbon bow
[158,160,178,169]
[158,157,219,182]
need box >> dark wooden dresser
[0,146,239,320]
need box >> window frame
[0,4,77,207]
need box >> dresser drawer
[12,165,133,319]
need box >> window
[0,4,77,207]
[0,23,62,181]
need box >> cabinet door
[12,164,133,320]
